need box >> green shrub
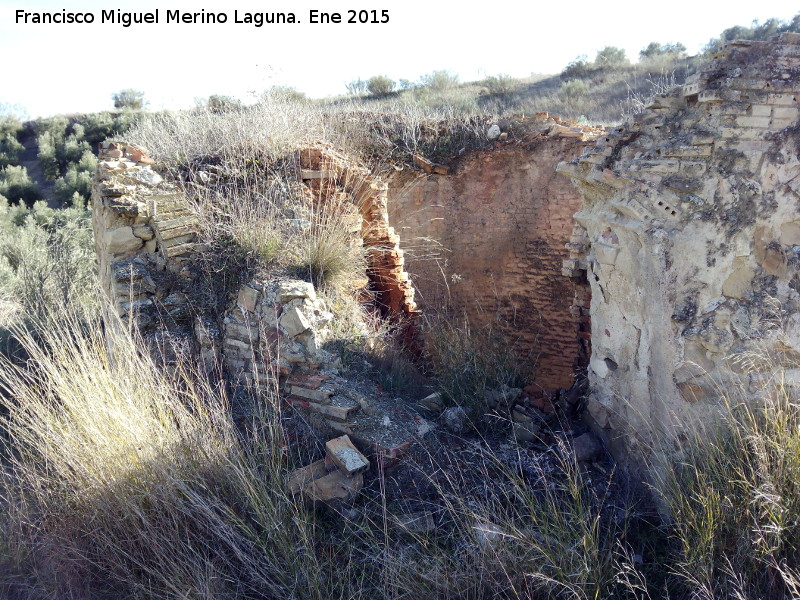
[0,200,95,323]
[56,130,91,166]
[52,150,96,206]
[81,110,137,146]
[367,75,396,96]
[640,41,687,60]
[0,117,24,169]
[36,118,94,180]
[559,79,589,101]
[36,131,59,179]
[264,86,307,103]
[561,55,594,79]
[112,88,147,110]
[200,94,244,113]
[420,70,460,90]
[0,166,40,204]
[594,46,629,69]
[705,13,800,54]
[482,74,518,96]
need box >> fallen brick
[325,435,370,475]
[291,386,333,404]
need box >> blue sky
[0,0,797,118]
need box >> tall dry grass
[0,309,641,599]
[126,93,489,172]
[0,312,371,599]
[424,312,531,414]
[654,356,800,600]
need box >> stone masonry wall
[387,123,598,394]
[91,142,200,368]
[94,143,418,385]
[558,33,800,476]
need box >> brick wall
[387,135,593,392]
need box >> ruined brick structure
[95,38,800,480]
[92,144,431,476]
[387,120,599,393]
[299,147,418,321]
[559,33,800,475]
[92,144,417,382]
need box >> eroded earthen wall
[559,32,800,475]
[387,130,596,393]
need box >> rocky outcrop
[558,33,800,476]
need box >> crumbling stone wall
[93,143,418,384]
[91,142,200,367]
[387,122,599,393]
[559,33,800,475]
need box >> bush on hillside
[560,55,594,80]
[367,75,395,96]
[0,200,95,325]
[81,110,137,146]
[482,74,518,96]
[640,41,687,60]
[52,150,96,207]
[704,13,800,53]
[594,46,629,69]
[420,70,459,90]
[0,117,24,169]
[263,86,308,103]
[0,166,40,205]
[112,88,147,110]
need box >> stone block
[780,221,800,246]
[276,280,316,303]
[280,307,311,338]
[767,93,797,105]
[133,225,154,240]
[290,385,332,404]
[722,258,755,299]
[750,104,772,117]
[237,286,260,312]
[512,421,540,442]
[104,227,143,254]
[286,459,329,495]
[303,469,363,504]
[572,433,602,462]
[677,382,708,403]
[735,116,771,128]
[773,106,799,120]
